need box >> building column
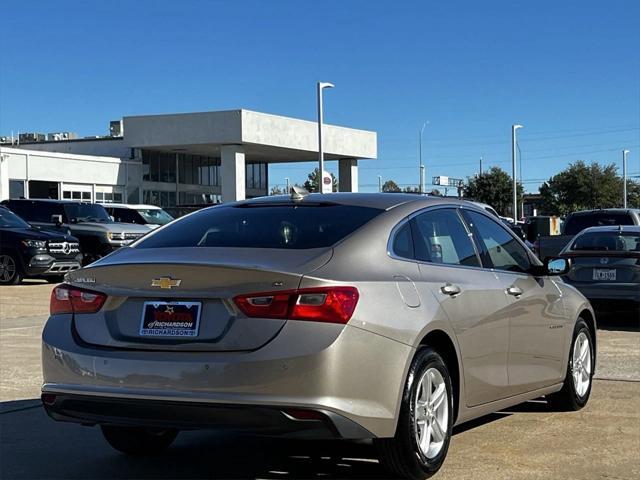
[338,158,358,192]
[221,145,246,203]
[0,152,9,201]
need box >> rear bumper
[564,282,640,313]
[41,393,371,439]
[42,315,413,438]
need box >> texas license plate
[592,269,616,281]
[139,301,201,337]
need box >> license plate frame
[139,301,202,337]
[592,269,617,281]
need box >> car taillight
[233,287,359,324]
[50,284,107,315]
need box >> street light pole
[317,81,334,193]
[419,122,427,194]
[512,124,523,222]
[623,149,630,209]
[285,177,290,193]
[377,175,382,192]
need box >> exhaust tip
[41,393,57,406]
[282,408,326,421]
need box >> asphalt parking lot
[1,281,639,480]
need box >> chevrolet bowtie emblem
[151,277,182,289]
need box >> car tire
[375,347,454,480]
[101,426,178,455]
[547,319,594,411]
[0,254,24,285]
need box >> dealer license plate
[139,301,202,337]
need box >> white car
[102,203,174,230]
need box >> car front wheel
[547,319,594,411]
[0,254,23,285]
[101,425,178,455]
[376,347,453,480]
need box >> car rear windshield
[564,213,635,236]
[570,232,640,252]
[135,203,384,249]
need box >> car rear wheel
[0,254,23,285]
[100,425,178,455]
[376,347,453,480]
[547,319,594,411]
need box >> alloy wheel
[572,331,592,397]
[0,255,17,283]
[414,367,449,459]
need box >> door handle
[441,284,461,296]
[506,286,523,297]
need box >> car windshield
[137,208,174,225]
[570,231,640,252]
[564,213,634,236]
[0,208,30,229]
[64,203,112,223]
[136,203,384,249]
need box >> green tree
[538,161,639,215]
[382,180,401,192]
[270,185,285,195]
[304,168,338,193]
[403,185,420,194]
[463,166,523,217]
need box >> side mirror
[545,257,571,276]
[51,214,63,226]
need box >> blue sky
[1,0,639,192]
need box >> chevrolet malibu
[41,193,596,479]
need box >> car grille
[49,242,81,255]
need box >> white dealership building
[0,109,377,207]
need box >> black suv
[0,206,82,284]
[2,200,150,264]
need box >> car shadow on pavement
[0,399,516,480]
[595,311,640,332]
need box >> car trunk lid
[64,246,333,351]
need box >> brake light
[50,284,107,315]
[233,287,359,324]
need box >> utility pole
[512,124,523,222]
[317,81,334,193]
[419,122,428,194]
[623,149,630,209]
[377,175,382,192]
[285,177,290,193]
[479,156,483,176]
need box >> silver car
[41,193,596,479]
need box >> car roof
[236,193,478,211]
[102,203,162,210]
[5,198,83,204]
[569,208,640,216]
[579,225,640,234]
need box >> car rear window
[570,232,640,252]
[135,203,384,249]
[564,213,634,236]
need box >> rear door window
[136,203,384,249]
[411,209,480,267]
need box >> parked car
[2,199,150,264]
[42,193,595,479]
[101,203,174,230]
[469,201,529,244]
[559,225,640,315]
[0,206,82,284]
[536,208,640,260]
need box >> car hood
[0,226,77,242]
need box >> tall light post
[419,122,428,194]
[377,175,382,192]
[623,149,630,209]
[285,177,290,193]
[317,81,334,193]
[511,124,523,221]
